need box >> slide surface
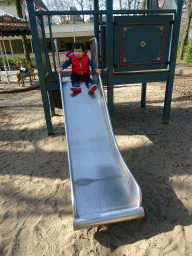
[59,72,145,230]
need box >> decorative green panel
[113,15,173,72]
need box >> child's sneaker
[88,84,97,94]
[71,87,81,92]
[71,91,81,97]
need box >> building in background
[0,0,94,56]
[0,0,48,54]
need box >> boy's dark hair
[73,41,85,52]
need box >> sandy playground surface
[0,71,192,256]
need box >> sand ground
[0,70,192,256]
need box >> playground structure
[26,0,183,229]
[26,0,183,136]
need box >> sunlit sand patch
[1,141,35,152]
[0,174,71,204]
[37,136,66,152]
[116,135,153,150]
[169,175,192,213]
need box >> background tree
[45,0,75,24]
[114,0,142,10]
[178,0,192,60]
[86,0,93,22]
[119,0,123,10]
[15,0,31,62]
[76,0,85,22]
[45,0,151,23]
[141,0,146,9]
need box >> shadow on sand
[0,97,192,251]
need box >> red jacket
[66,49,90,75]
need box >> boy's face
[74,48,84,59]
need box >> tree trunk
[178,1,192,60]
[15,0,31,62]
[140,0,146,16]
[141,0,146,10]
[119,0,122,10]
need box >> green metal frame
[26,0,183,134]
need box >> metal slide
[57,38,145,230]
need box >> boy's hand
[95,68,101,75]
[57,67,64,73]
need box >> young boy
[57,41,101,94]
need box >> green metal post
[100,14,105,70]
[163,0,183,122]
[141,83,147,107]
[27,0,53,135]
[48,16,57,72]
[48,90,55,116]
[94,0,100,65]
[106,0,114,118]
[38,16,52,73]
[38,16,56,116]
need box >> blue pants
[71,73,93,88]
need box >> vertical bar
[0,68,5,90]
[163,0,183,122]
[147,0,150,9]
[48,90,55,116]
[0,41,10,84]
[38,16,52,73]
[48,16,56,72]
[9,39,14,54]
[30,38,34,53]
[106,0,114,117]
[141,83,146,107]
[94,0,100,63]
[2,40,11,78]
[97,15,101,68]
[100,14,104,70]
[101,20,106,70]
[27,0,53,135]
[38,16,56,116]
